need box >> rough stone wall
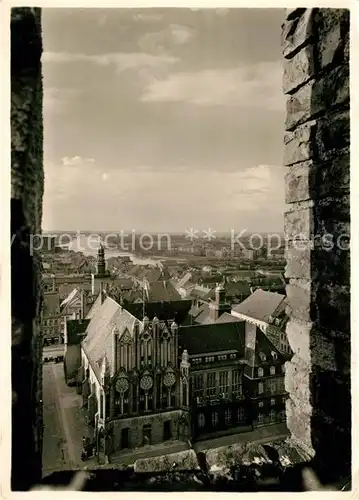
[282,8,350,481]
[11,7,44,490]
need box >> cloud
[140,62,284,111]
[42,51,179,74]
[43,162,285,232]
[170,24,195,45]
[133,12,164,22]
[138,24,195,54]
[61,156,96,166]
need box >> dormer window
[258,368,264,377]
[270,366,276,375]
[259,352,266,362]
[271,351,278,360]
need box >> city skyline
[42,8,286,233]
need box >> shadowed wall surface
[11,7,44,490]
[282,7,350,482]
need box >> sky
[42,8,286,233]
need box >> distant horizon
[42,229,285,236]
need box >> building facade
[41,291,63,347]
[180,320,288,441]
[78,296,191,459]
[78,293,288,459]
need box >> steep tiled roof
[85,291,106,319]
[194,304,211,324]
[250,327,290,366]
[184,302,211,325]
[82,297,138,380]
[124,300,192,324]
[231,289,286,323]
[147,280,181,301]
[179,322,245,356]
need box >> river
[58,234,162,266]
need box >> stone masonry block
[312,245,350,287]
[314,195,350,227]
[313,154,349,198]
[315,9,349,70]
[286,322,311,364]
[286,397,313,456]
[314,283,350,335]
[284,205,314,240]
[285,79,313,131]
[310,330,338,371]
[311,64,349,116]
[285,241,311,280]
[286,279,314,323]
[285,161,312,203]
[316,110,350,162]
[283,44,315,94]
[285,356,311,404]
[283,121,316,165]
[282,9,314,59]
[285,64,349,131]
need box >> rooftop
[179,321,245,356]
[231,289,286,324]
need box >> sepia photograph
[8,4,351,493]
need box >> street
[42,362,93,476]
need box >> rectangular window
[207,372,216,397]
[270,379,277,393]
[232,369,242,398]
[192,374,204,400]
[269,410,276,422]
[258,401,264,408]
[258,382,264,394]
[212,411,219,427]
[258,413,264,424]
[270,398,275,406]
[237,407,245,422]
[219,371,229,398]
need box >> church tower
[95,243,110,278]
